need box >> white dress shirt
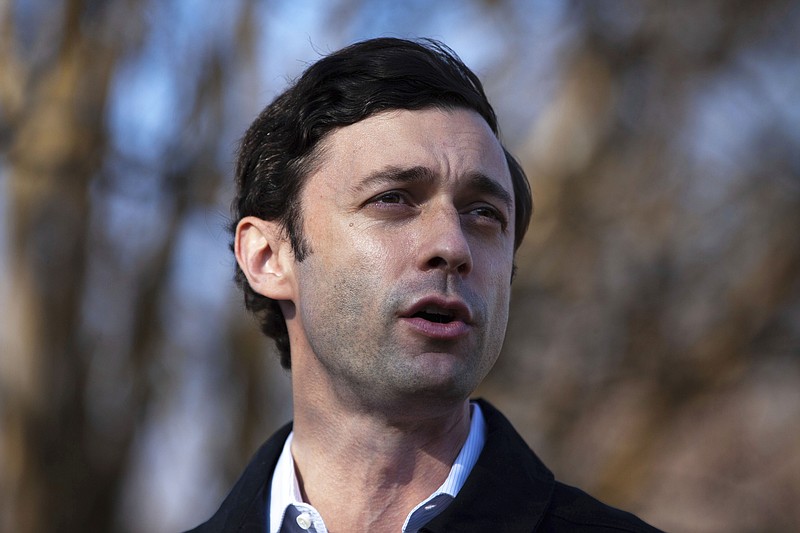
[268,402,486,533]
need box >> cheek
[475,243,515,281]
[475,250,514,321]
[349,222,416,270]
[309,220,405,287]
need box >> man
[190,38,661,532]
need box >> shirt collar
[268,402,486,533]
[269,432,317,533]
[402,401,486,531]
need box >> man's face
[288,108,516,410]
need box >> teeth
[423,305,452,317]
[413,305,456,324]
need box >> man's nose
[417,207,473,276]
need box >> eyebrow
[351,165,437,193]
[466,171,513,212]
[352,165,513,211]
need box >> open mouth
[412,306,456,324]
[402,299,471,339]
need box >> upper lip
[400,296,473,325]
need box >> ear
[234,216,296,301]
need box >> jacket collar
[189,422,291,532]
[192,399,554,532]
[420,399,555,532]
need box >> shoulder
[538,481,663,532]
[472,400,662,532]
[184,422,293,532]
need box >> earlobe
[235,216,295,301]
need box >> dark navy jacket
[188,400,663,532]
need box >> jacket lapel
[191,400,554,533]
[187,422,292,532]
[421,400,555,533]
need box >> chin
[399,371,480,405]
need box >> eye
[372,191,406,204]
[365,190,417,209]
[361,190,417,217]
[472,206,500,219]
[466,204,507,228]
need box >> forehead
[310,108,512,194]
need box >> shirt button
[296,511,312,530]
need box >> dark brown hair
[232,37,532,368]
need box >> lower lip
[401,317,471,340]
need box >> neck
[289,372,472,533]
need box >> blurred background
[1,0,799,531]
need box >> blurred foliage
[1,1,798,532]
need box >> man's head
[232,37,532,370]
